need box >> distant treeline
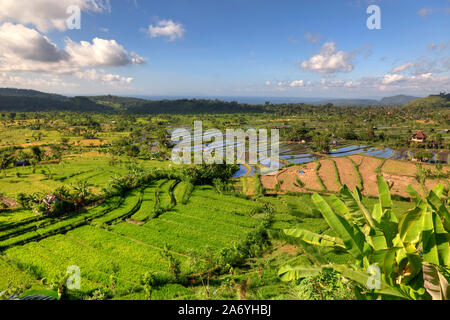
[0,95,113,112]
[0,88,448,114]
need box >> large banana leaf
[380,209,398,248]
[378,176,393,210]
[370,247,400,279]
[426,190,450,233]
[423,263,450,300]
[312,193,370,262]
[407,185,422,206]
[398,205,425,245]
[422,209,450,266]
[372,203,383,225]
[278,265,325,282]
[284,228,345,248]
[332,264,409,299]
[329,195,355,223]
[367,228,388,251]
[339,186,376,228]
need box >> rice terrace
[0,0,449,305]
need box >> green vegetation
[0,90,448,300]
[279,177,449,300]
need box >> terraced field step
[90,190,142,226]
[0,196,123,250]
[130,182,158,222]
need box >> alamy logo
[171,121,280,172]
[66,5,81,30]
[366,264,381,290]
[367,5,381,30]
[66,265,81,290]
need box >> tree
[189,246,218,298]
[311,134,330,154]
[140,272,160,300]
[7,112,16,121]
[72,180,91,206]
[31,146,43,162]
[279,177,449,300]
[0,149,14,169]
[414,150,434,162]
[160,244,181,281]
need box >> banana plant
[278,176,450,300]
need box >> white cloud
[382,74,405,84]
[0,24,145,73]
[0,72,78,89]
[0,23,143,89]
[303,32,322,44]
[147,19,185,41]
[427,40,449,51]
[267,72,449,97]
[0,0,110,33]
[290,80,305,87]
[65,37,145,67]
[75,69,133,85]
[301,42,354,74]
[0,23,68,63]
[391,62,414,73]
[418,7,449,17]
[265,80,271,86]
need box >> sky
[0,0,449,99]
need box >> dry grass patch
[382,159,417,177]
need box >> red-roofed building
[411,130,427,143]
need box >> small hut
[411,130,427,143]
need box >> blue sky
[0,0,449,98]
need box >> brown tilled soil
[0,197,17,208]
[318,159,340,192]
[276,162,322,192]
[126,219,145,226]
[276,244,299,255]
[258,155,447,199]
[260,174,278,192]
[382,173,423,197]
[350,155,382,197]
[349,155,364,166]
[422,163,450,174]
[424,179,448,192]
[383,159,417,177]
[334,158,359,191]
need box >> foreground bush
[279,177,449,300]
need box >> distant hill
[379,95,418,105]
[402,93,450,110]
[89,95,150,110]
[0,88,113,112]
[313,95,419,106]
[313,99,379,106]
[0,88,67,101]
